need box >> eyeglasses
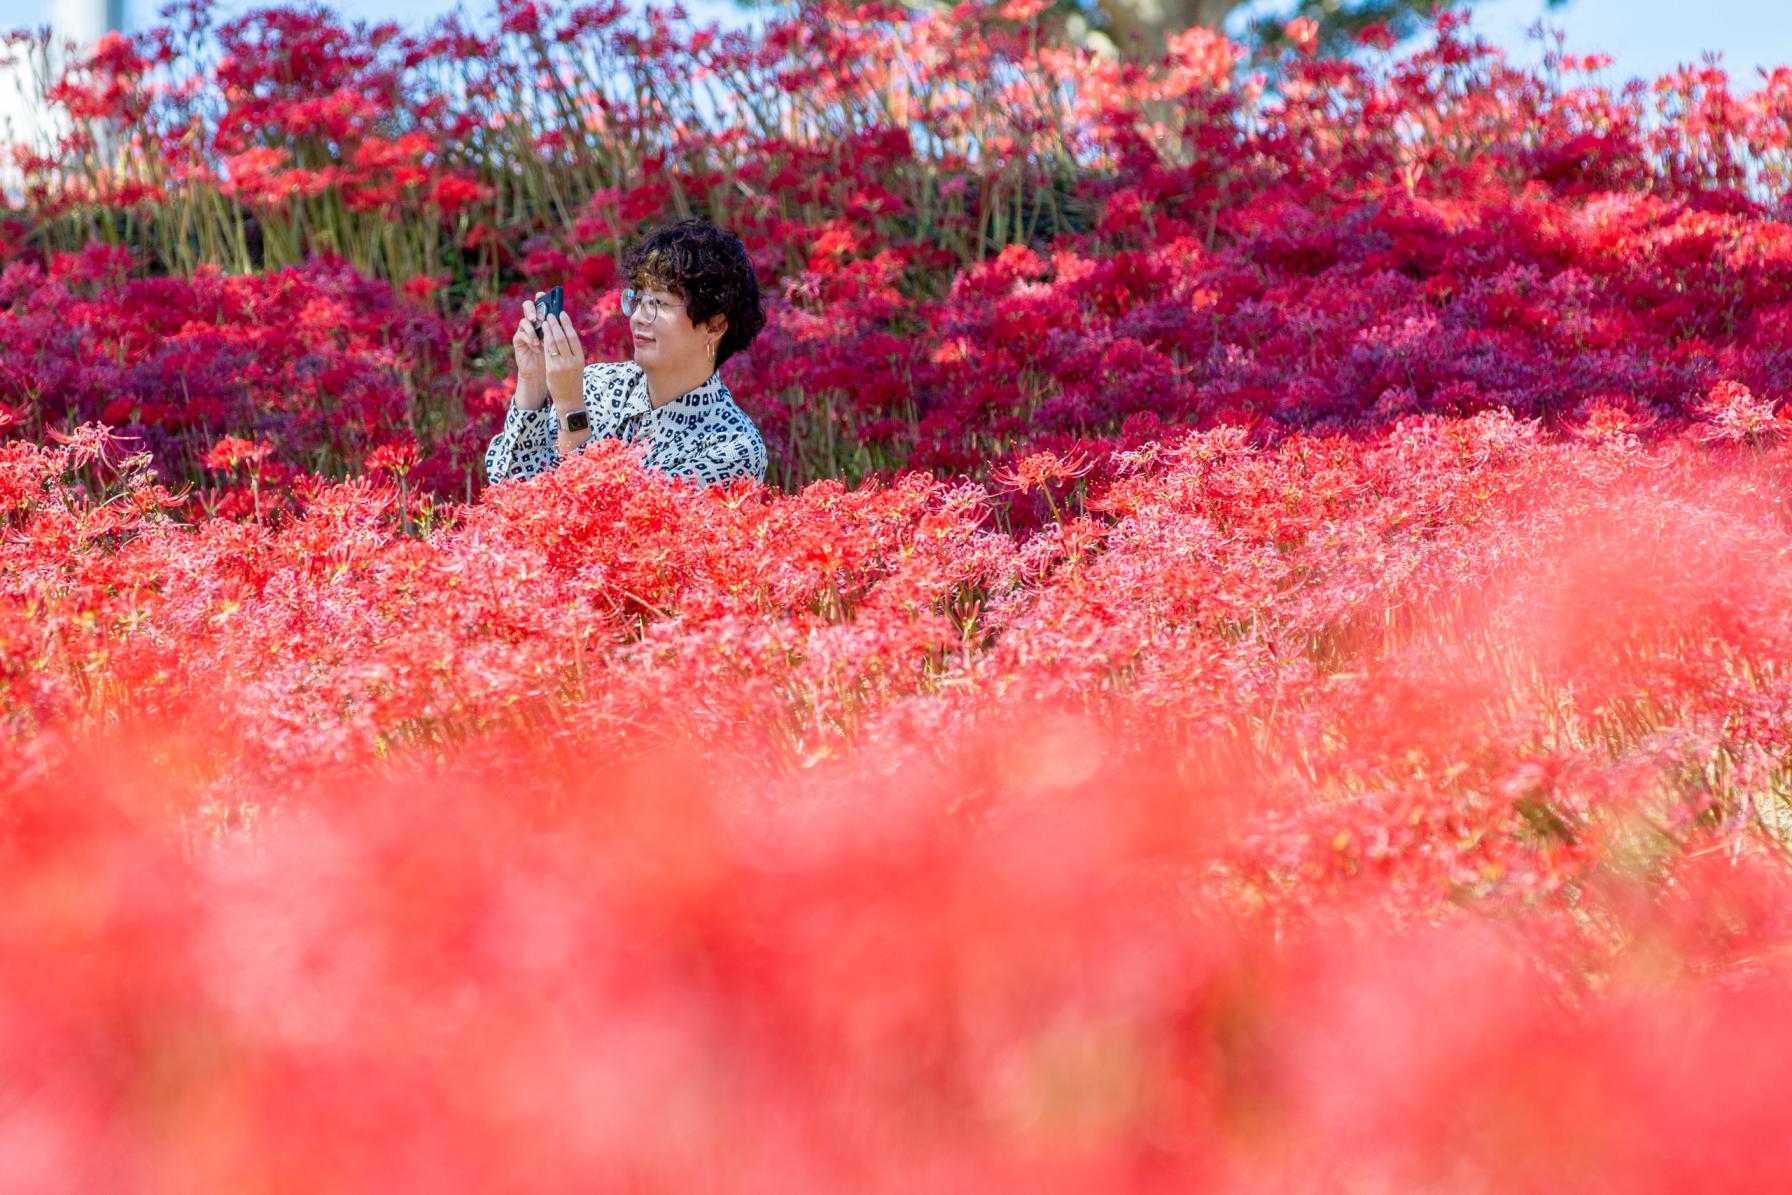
[620,288,687,323]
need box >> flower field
[7,0,1792,1188]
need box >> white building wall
[1,0,129,203]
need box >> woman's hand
[511,293,548,404]
[543,309,587,408]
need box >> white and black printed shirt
[484,362,767,488]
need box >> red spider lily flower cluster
[10,0,1792,517]
[6,0,1792,1185]
[1692,378,1792,445]
[2,415,1792,1185]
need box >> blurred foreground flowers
[5,408,1792,1189]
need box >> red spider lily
[400,272,449,303]
[991,450,1095,494]
[364,437,420,476]
[997,0,1051,23]
[202,435,275,471]
[991,449,1096,528]
[1694,379,1792,445]
[45,422,137,465]
[1283,16,1320,56]
[1356,21,1396,51]
[426,172,490,217]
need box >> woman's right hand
[512,293,548,399]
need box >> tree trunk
[1095,0,1240,57]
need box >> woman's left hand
[542,311,587,406]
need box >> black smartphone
[533,285,564,339]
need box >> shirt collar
[628,365,728,415]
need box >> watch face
[564,409,590,432]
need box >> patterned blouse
[484,361,767,487]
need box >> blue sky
[12,0,1792,90]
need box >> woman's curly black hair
[621,217,766,369]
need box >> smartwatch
[560,408,590,433]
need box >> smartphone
[533,285,564,339]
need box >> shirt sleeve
[485,365,618,483]
[483,396,556,485]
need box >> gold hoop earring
[707,341,716,359]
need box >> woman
[484,216,769,487]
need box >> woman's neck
[643,361,715,410]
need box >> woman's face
[629,283,723,373]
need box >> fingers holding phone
[533,285,564,340]
[513,292,547,387]
[540,290,585,406]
